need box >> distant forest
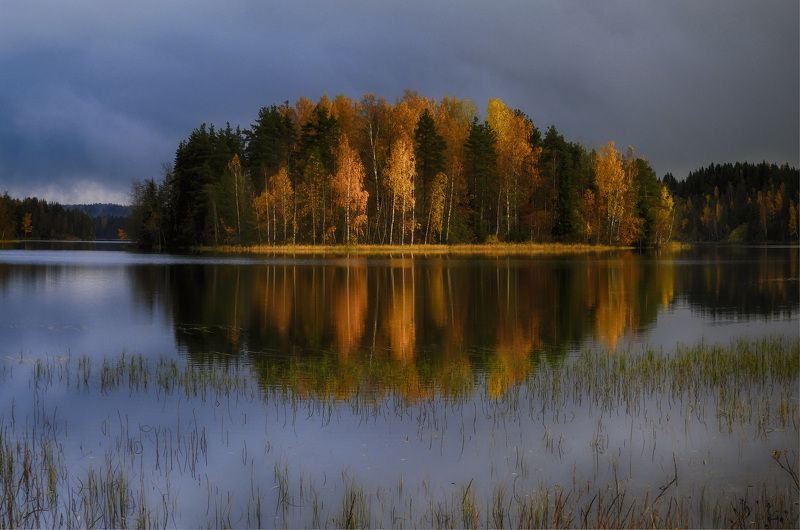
[664,162,798,242]
[0,197,130,241]
[66,204,130,240]
[0,195,95,241]
[127,93,798,249]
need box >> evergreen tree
[245,104,296,193]
[413,109,445,241]
[464,118,498,240]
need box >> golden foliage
[390,91,434,142]
[594,142,640,245]
[652,185,675,247]
[332,137,369,243]
[487,98,536,236]
[427,172,447,241]
[385,137,416,244]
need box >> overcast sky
[1,0,797,204]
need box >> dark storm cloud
[0,0,797,203]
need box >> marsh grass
[1,336,797,528]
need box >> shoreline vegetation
[194,241,633,256]
[1,337,797,528]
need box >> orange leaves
[390,91,435,143]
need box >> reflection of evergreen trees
[674,247,799,319]
[122,250,797,397]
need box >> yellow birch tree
[269,167,294,243]
[487,98,533,237]
[594,141,639,244]
[332,137,369,243]
[385,138,416,245]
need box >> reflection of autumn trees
[331,263,368,358]
[590,256,641,348]
[258,265,293,340]
[383,261,416,361]
[490,260,542,397]
[122,249,797,399]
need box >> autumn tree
[385,137,416,244]
[270,167,294,243]
[390,91,434,143]
[581,188,600,243]
[357,94,391,242]
[255,167,294,244]
[253,188,272,243]
[619,151,644,244]
[330,95,359,145]
[125,93,800,249]
[426,172,447,243]
[650,185,675,247]
[487,98,534,238]
[434,96,476,242]
[290,97,316,131]
[332,137,369,243]
[594,141,639,244]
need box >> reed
[0,336,796,528]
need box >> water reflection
[0,247,796,398]
[675,246,799,318]
[125,248,800,397]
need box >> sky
[0,0,797,205]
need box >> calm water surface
[0,245,796,362]
[0,245,797,527]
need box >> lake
[0,244,797,528]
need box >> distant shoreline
[0,239,129,244]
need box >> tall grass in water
[0,336,797,528]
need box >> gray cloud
[0,0,797,204]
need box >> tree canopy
[127,93,799,249]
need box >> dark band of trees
[0,196,95,241]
